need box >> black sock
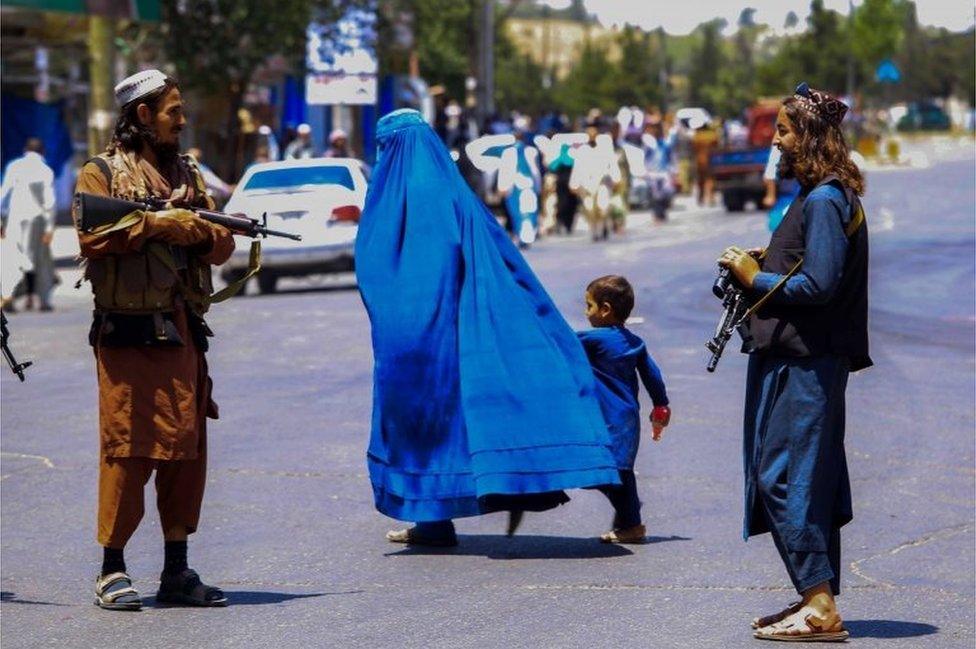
[163,540,188,575]
[102,547,126,576]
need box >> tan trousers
[97,443,207,548]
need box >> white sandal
[94,572,142,611]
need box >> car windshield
[244,166,355,191]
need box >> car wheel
[257,272,278,294]
[723,190,745,212]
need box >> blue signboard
[875,59,901,84]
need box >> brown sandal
[752,601,803,629]
[753,609,849,642]
[599,524,647,544]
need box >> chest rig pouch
[83,153,215,348]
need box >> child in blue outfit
[578,275,671,543]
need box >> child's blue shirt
[577,325,669,469]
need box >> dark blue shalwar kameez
[578,326,669,528]
[743,182,865,596]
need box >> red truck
[710,101,779,212]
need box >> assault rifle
[1,312,32,381]
[705,267,752,373]
[74,193,302,241]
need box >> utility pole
[845,0,855,100]
[87,15,116,156]
[477,0,495,125]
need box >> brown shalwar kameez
[74,152,234,547]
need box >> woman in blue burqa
[356,109,620,546]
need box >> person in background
[608,122,630,234]
[570,120,621,242]
[0,138,57,312]
[257,125,280,161]
[762,145,801,232]
[186,147,233,206]
[497,117,542,248]
[642,118,677,222]
[283,123,315,159]
[324,129,352,158]
[691,118,719,206]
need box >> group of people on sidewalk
[71,70,869,644]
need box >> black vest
[748,176,872,371]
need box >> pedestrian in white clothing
[570,122,620,241]
[1,138,57,312]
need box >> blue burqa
[356,109,619,523]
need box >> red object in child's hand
[650,405,671,427]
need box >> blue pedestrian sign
[875,59,901,84]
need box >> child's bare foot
[599,524,646,544]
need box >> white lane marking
[0,452,55,468]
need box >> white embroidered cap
[114,69,169,107]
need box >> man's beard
[148,130,180,166]
[776,148,796,180]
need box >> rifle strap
[88,156,113,189]
[88,209,144,235]
[738,257,803,324]
[146,238,261,307]
[207,240,262,304]
[738,189,863,324]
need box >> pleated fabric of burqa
[356,109,619,523]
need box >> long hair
[108,78,179,154]
[781,96,865,196]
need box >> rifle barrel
[260,227,303,241]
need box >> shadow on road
[143,590,362,607]
[643,535,692,544]
[845,620,939,639]
[385,534,691,559]
[0,591,69,607]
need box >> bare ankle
[801,583,838,615]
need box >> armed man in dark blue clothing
[718,83,870,643]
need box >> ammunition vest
[84,152,215,316]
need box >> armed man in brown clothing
[74,70,234,610]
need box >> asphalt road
[2,142,974,648]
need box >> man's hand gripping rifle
[1,312,32,381]
[73,193,302,242]
[705,267,750,373]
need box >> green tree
[159,0,341,177]
[606,26,662,108]
[553,40,614,116]
[851,0,906,68]
[687,19,726,111]
[494,30,549,114]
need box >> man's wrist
[752,271,779,293]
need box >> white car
[219,158,368,294]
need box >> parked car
[896,102,951,132]
[219,158,368,294]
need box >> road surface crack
[849,521,974,589]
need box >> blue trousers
[597,470,642,528]
[766,503,842,595]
